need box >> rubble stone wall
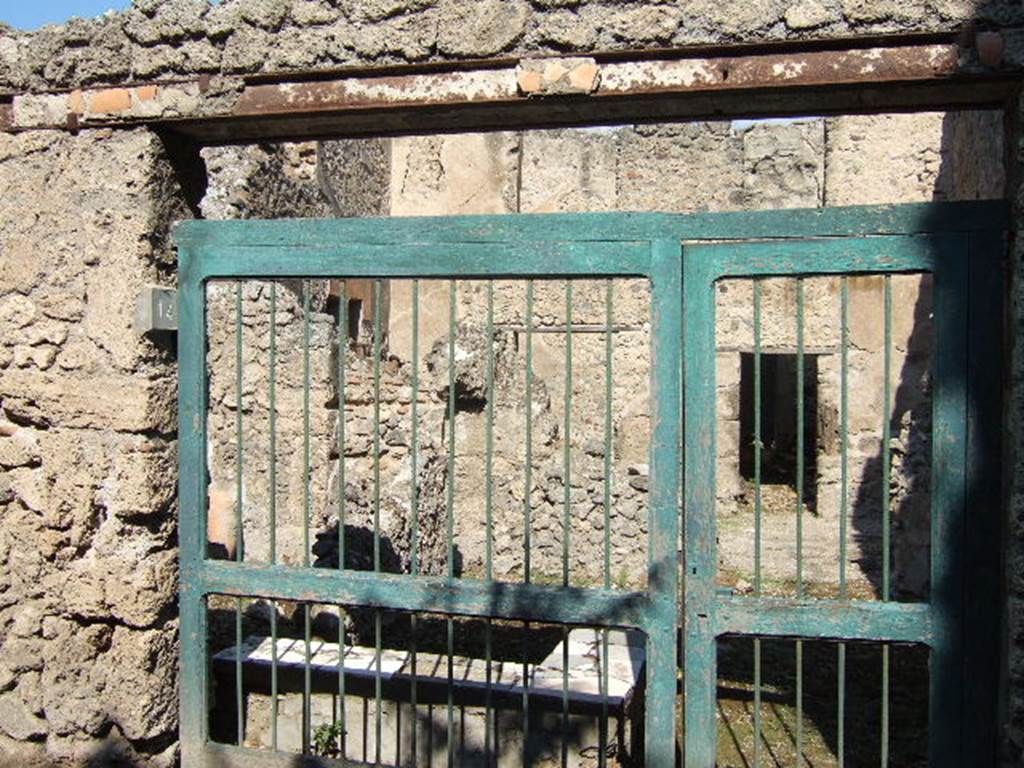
[3,0,1024,95]
[0,128,189,766]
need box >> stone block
[0,692,45,741]
[785,0,837,29]
[618,123,745,213]
[519,128,618,213]
[0,429,40,469]
[436,0,529,57]
[95,435,177,519]
[346,11,436,60]
[537,9,598,49]
[741,119,825,209]
[240,0,291,30]
[40,623,109,737]
[222,26,273,72]
[390,133,519,217]
[0,370,176,433]
[339,0,433,23]
[604,4,682,44]
[290,0,341,25]
[839,0,929,24]
[674,0,787,38]
[103,624,179,741]
[825,113,949,205]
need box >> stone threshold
[212,627,645,713]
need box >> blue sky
[0,1,133,31]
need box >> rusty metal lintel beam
[4,39,1020,142]
[171,40,1020,143]
[167,78,1018,145]
[226,42,970,119]
[237,32,963,86]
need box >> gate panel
[176,231,680,767]
[683,234,968,767]
[176,203,1005,767]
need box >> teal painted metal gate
[175,202,1005,767]
[685,234,976,768]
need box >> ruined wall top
[2,0,1024,95]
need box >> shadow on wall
[311,521,463,578]
[728,108,1005,763]
[1,727,183,768]
[82,741,150,768]
[846,108,1006,604]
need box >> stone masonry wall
[385,116,1001,600]
[3,0,1024,95]
[0,106,1014,768]
[0,129,189,765]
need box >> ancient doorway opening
[738,351,820,506]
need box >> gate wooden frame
[175,201,1006,766]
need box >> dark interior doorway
[739,352,819,508]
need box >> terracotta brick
[517,68,543,94]
[88,88,132,114]
[542,60,569,83]
[567,61,599,92]
[135,85,158,102]
[67,90,85,115]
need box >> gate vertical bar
[600,278,613,768]
[177,247,208,766]
[795,278,805,766]
[484,280,495,767]
[270,282,279,752]
[683,247,718,767]
[410,279,420,767]
[338,280,348,568]
[234,283,244,747]
[561,279,573,768]
[928,236,968,767]
[964,230,1004,765]
[838,276,849,768]
[522,279,534,765]
[881,275,892,767]
[649,241,681,768]
[446,279,456,768]
[752,280,763,768]
[338,274,349,744]
[372,278,383,766]
[301,280,312,756]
